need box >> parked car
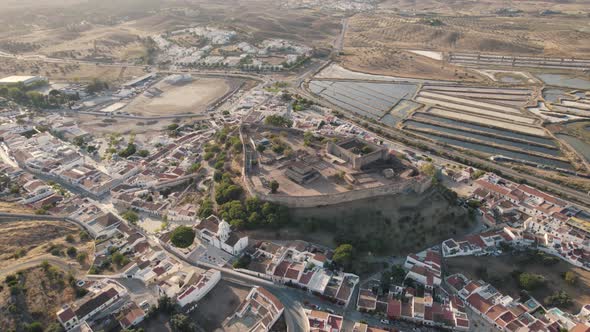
[380,319,390,325]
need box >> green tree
[564,271,577,285]
[420,163,437,178]
[544,291,572,308]
[24,321,43,332]
[264,115,293,128]
[333,244,354,268]
[189,162,201,173]
[270,180,279,194]
[170,226,195,248]
[170,313,195,332]
[112,252,128,267]
[198,199,214,218]
[518,272,545,290]
[76,252,88,264]
[66,247,77,257]
[122,210,139,224]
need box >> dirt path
[0,255,80,278]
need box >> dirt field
[340,12,590,80]
[0,57,146,83]
[446,254,590,314]
[190,280,251,331]
[0,202,32,214]
[0,220,94,270]
[378,0,590,15]
[339,49,481,82]
[0,265,79,331]
[122,77,233,117]
[345,14,590,57]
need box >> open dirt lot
[446,254,590,314]
[339,49,480,82]
[190,280,251,331]
[345,14,590,57]
[378,0,590,15]
[122,78,234,117]
[0,220,94,270]
[0,57,146,83]
[340,12,590,79]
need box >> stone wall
[244,175,432,208]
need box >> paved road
[334,17,349,53]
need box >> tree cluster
[264,115,293,128]
[170,226,195,248]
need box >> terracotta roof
[571,323,590,332]
[257,287,284,311]
[466,293,493,314]
[58,307,76,322]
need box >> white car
[380,319,390,325]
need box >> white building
[195,215,248,255]
[0,75,47,86]
[176,270,221,307]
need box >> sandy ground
[190,280,251,331]
[446,254,590,314]
[122,78,232,117]
[0,57,145,83]
[316,63,423,82]
[0,220,94,270]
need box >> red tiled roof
[58,307,76,322]
[517,184,566,207]
[456,318,469,328]
[299,271,314,285]
[493,309,514,327]
[273,261,289,278]
[467,293,493,314]
[571,323,590,332]
[387,299,402,319]
[476,179,511,195]
[257,287,284,311]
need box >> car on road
[380,319,390,325]
[326,308,335,314]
